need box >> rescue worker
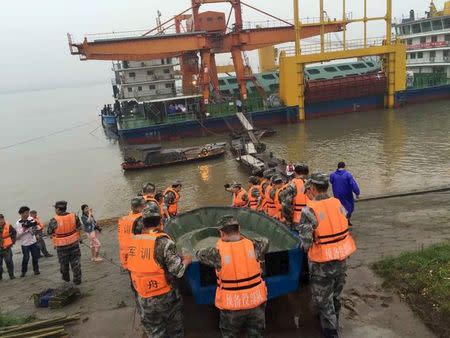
[127,204,192,337]
[274,176,290,222]
[142,183,157,203]
[47,201,83,285]
[117,197,146,269]
[230,183,248,208]
[196,215,269,338]
[259,169,274,212]
[266,175,284,219]
[298,173,357,338]
[280,164,310,228]
[30,210,52,258]
[163,180,182,219]
[247,176,262,211]
[0,214,16,280]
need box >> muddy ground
[1,190,449,337]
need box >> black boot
[9,273,15,280]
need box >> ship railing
[406,41,450,50]
[279,37,386,56]
[83,27,178,42]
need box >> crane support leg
[231,47,248,100]
[209,53,220,97]
[200,50,212,104]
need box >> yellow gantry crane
[280,0,406,121]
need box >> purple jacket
[329,169,360,216]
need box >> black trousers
[21,243,40,274]
[0,248,14,276]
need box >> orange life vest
[34,217,44,231]
[215,238,267,310]
[163,188,180,216]
[264,186,277,217]
[307,197,357,263]
[248,185,262,210]
[232,189,248,208]
[292,178,309,224]
[258,179,268,210]
[274,184,289,221]
[118,212,142,269]
[127,232,172,298]
[1,223,13,249]
[52,214,80,247]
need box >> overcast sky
[0,0,437,92]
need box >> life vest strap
[318,234,348,245]
[221,280,262,291]
[219,272,261,284]
[317,228,349,239]
[54,230,77,238]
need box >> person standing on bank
[15,206,40,277]
[329,162,360,225]
[47,201,82,284]
[196,215,269,338]
[80,204,102,262]
[128,204,192,337]
[0,214,17,280]
[30,210,53,258]
[298,173,357,338]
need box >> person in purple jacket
[329,162,360,225]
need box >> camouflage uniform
[0,223,16,279]
[279,175,308,227]
[196,235,269,338]
[298,192,347,337]
[47,213,82,284]
[133,206,187,338]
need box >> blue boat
[165,206,303,305]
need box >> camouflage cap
[142,204,161,219]
[172,180,182,187]
[0,213,4,219]
[131,196,146,208]
[272,175,284,184]
[295,163,309,172]
[54,201,68,209]
[310,172,329,185]
[217,215,239,231]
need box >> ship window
[421,21,432,32]
[149,85,155,90]
[406,39,412,45]
[402,25,411,35]
[147,70,154,76]
[262,74,276,80]
[431,36,437,42]
[138,86,142,91]
[227,78,237,84]
[141,62,145,67]
[269,84,279,91]
[412,23,421,34]
[163,69,170,74]
[207,17,213,22]
[166,58,171,64]
[129,72,136,78]
[218,79,226,86]
[127,87,133,93]
[432,20,443,30]
[430,51,436,58]
[337,65,352,71]
[165,83,173,88]
[418,52,423,59]
[161,59,165,64]
[324,66,337,72]
[306,68,320,74]
[445,18,450,29]
[352,63,367,69]
[366,62,374,67]
[445,34,450,41]
[410,53,416,59]
[420,37,426,43]
[444,50,449,57]
[217,16,223,21]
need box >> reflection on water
[0,84,449,221]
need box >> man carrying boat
[163,181,182,219]
[196,215,269,338]
[117,197,146,269]
[127,204,192,337]
[47,201,82,284]
[298,173,357,338]
[280,164,310,228]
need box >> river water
[0,84,449,221]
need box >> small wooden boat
[121,142,227,171]
[165,207,303,305]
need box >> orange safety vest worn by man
[127,204,192,337]
[248,176,262,211]
[118,196,146,269]
[267,175,284,219]
[196,215,269,337]
[163,181,182,218]
[297,172,356,338]
[47,201,83,285]
[232,184,248,208]
[0,214,17,280]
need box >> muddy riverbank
[1,190,449,337]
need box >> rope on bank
[357,186,450,203]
